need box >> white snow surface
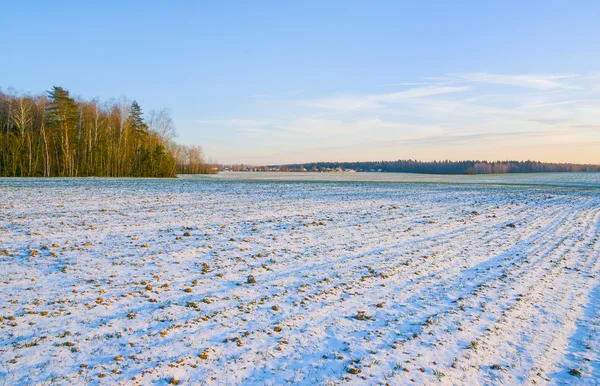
[1,175,599,385]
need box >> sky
[2,0,600,164]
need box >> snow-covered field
[1,174,599,385]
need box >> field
[1,174,599,385]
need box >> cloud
[249,89,304,98]
[401,97,523,117]
[197,72,600,164]
[196,119,277,127]
[523,99,592,109]
[448,72,580,90]
[379,82,432,87]
[309,86,471,110]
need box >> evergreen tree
[0,87,211,177]
[46,86,78,176]
[128,101,148,135]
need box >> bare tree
[148,108,176,140]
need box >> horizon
[253,159,600,167]
[2,1,600,165]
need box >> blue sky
[2,0,600,164]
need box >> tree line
[0,87,213,177]
[274,160,600,174]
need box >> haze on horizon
[2,1,599,165]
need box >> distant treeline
[0,87,213,177]
[275,160,600,174]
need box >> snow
[1,174,599,385]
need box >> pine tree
[128,101,148,135]
[126,101,146,176]
[0,88,214,178]
[47,86,78,176]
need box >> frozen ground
[0,174,599,385]
[193,171,600,188]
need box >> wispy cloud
[249,89,304,98]
[309,85,471,110]
[523,99,592,108]
[198,72,600,164]
[379,82,432,87]
[447,72,580,90]
[196,119,278,126]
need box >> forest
[276,160,600,174]
[0,87,212,177]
